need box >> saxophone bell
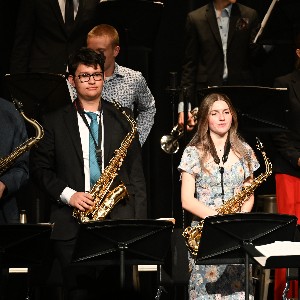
[0,98,44,176]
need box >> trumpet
[160,107,199,154]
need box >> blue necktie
[85,112,101,187]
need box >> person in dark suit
[272,33,300,300]
[0,97,29,224]
[178,0,263,129]
[10,0,99,74]
[30,47,147,300]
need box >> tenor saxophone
[72,101,137,223]
[182,138,272,256]
[0,98,44,175]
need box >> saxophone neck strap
[209,133,231,202]
[74,98,103,167]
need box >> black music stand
[196,213,297,300]
[4,73,71,122]
[71,219,174,290]
[0,224,53,299]
[198,86,289,133]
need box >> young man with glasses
[30,47,147,300]
[69,24,156,146]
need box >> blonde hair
[188,93,252,173]
[87,24,119,48]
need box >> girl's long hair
[188,93,253,173]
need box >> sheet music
[256,241,300,257]
[254,241,300,266]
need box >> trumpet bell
[160,135,179,154]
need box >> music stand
[196,212,297,300]
[4,73,71,122]
[198,86,289,133]
[71,219,174,289]
[0,224,53,299]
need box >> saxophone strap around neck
[74,98,103,167]
[209,133,231,202]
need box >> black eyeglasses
[76,72,104,83]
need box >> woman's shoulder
[183,145,199,156]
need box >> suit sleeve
[30,114,72,203]
[180,13,200,109]
[127,135,147,218]
[272,78,300,169]
[10,0,35,73]
[0,105,29,198]
[120,107,147,218]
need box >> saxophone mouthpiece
[255,137,263,151]
[12,98,24,113]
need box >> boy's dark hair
[67,47,105,76]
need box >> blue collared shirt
[214,3,232,81]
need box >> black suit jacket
[10,0,99,74]
[0,98,29,223]
[30,100,147,240]
[272,70,300,178]
[181,2,262,107]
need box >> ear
[68,75,75,87]
[296,48,300,58]
[113,45,120,58]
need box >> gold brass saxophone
[160,107,199,154]
[0,98,44,175]
[182,138,272,255]
[72,100,137,223]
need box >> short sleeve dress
[178,144,260,300]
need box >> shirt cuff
[178,102,192,113]
[60,187,76,205]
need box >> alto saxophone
[182,138,272,256]
[72,101,137,223]
[0,98,44,175]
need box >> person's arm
[127,133,147,219]
[178,13,199,130]
[0,107,29,199]
[135,74,156,145]
[30,114,70,202]
[272,78,300,169]
[181,172,217,219]
[10,0,35,73]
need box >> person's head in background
[87,24,120,76]
[295,31,300,70]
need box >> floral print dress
[178,145,259,300]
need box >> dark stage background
[0,0,299,228]
[1,0,300,299]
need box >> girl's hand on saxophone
[69,192,94,211]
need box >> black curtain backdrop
[0,0,297,228]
